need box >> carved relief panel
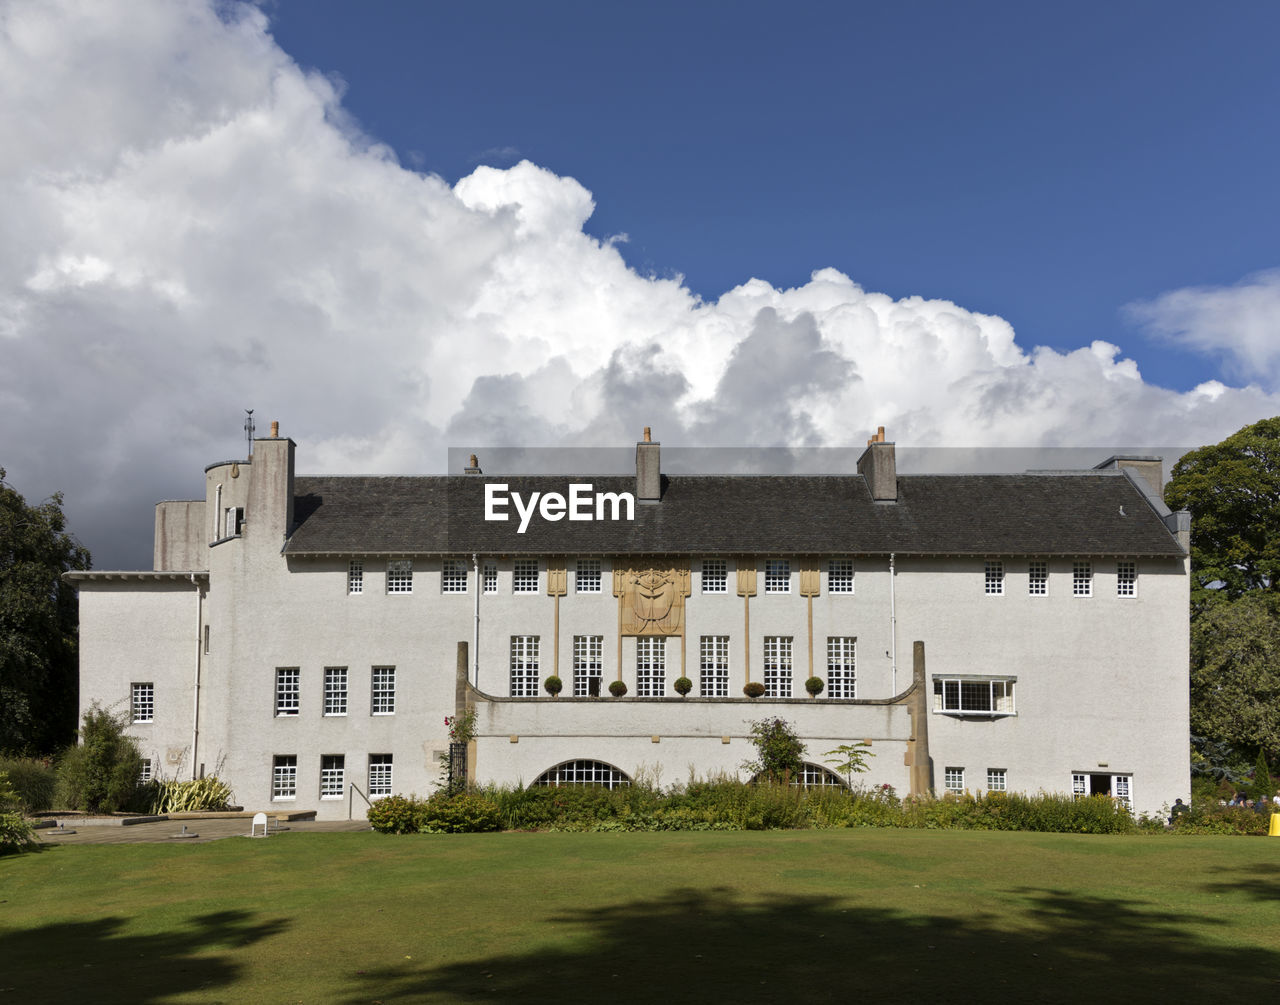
[613,566,691,636]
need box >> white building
[68,424,1192,819]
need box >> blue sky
[2,0,1279,567]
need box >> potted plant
[805,676,825,697]
[543,675,563,697]
[674,676,693,696]
[743,681,765,698]
[608,680,628,697]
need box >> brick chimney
[464,453,482,475]
[636,426,661,503]
[857,426,897,502]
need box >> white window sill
[934,710,1017,718]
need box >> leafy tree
[1189,592,1280,764]
[823,741,875,786]
[55,704,142,813]
[0,468,91,753]
[742,717,805,784]
[0,770,36,854]
[1164,417,1280,608]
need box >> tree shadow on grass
[1200,861,1280,902]
[341,885,1280,1004]
[1,909,289,1003]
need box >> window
[533,760,630,788]
[1117,561,1137,597]
[513,559,539,593]
[702,559,728,594]
[1073,561,1092,597]
[203,625,210,654]
[573,635,603,696]
[131,682,154,723]
[828,559,854,594]
[1114,775,1132,808]
[483,561,498,594]
[369,754,393,797]
[272,755,297,799]
[933,677,1015,715]
[387,559,413,594]
[223,506,244,538]
[139,758,153,784]
[636,637,665,697]
[764,636,792,697]
[576,559,602,594]
[371,666,396,715]
[765,559,791,594]
[441,558,468,593]
[826,637,856,698]
[323,667,348,716]
[1028,560,1047,596]
[275,668,299,717]
[944,767,965,793]
[987,768,1007,792]
[1072,773,1088,796]
[320,755,344,799]
[510,635,540,696]
[348,560,363,595]
[700,635,729,697]
[984,560,1004,595]
[793,764,848,789]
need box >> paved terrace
[32,812,372,845]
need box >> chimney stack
[637,426,661,502]
[464,454,482,475]
[857,426,897,502]
[270,421,279,438]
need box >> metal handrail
[348,781,372,821]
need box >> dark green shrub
[368,794,420,834]
[55,705,142,813]
[742,717,805,784]
[743,682,765,698]
[0,756,56,813]
[543,675,563,696]
[0,772,36,854]
[417,792,502,833]
[674,676,693,696]
[1248,750,1274,801]
[1173,804,1269,835]
[608,680,627,697]
[805,676,825,696]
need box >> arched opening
[532,759,632,789]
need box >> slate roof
[283,471,1184,558]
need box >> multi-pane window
[139,758,153,783]
[510,635,540,696]
[828,559,854,594]
[944,767,965,793]
[272,755,297,799]
[576,559,602,594]
[369,754,393,797]
[702,559,728,594]
[533,760,630,788]
[223,506,244,538]
[320,755,344,799]
[1028,560,1048,596]
[1117,561,1137,597]
[636,637,665,697]
[1114,775,1132,808]
[275,668,300,717]
[987,768,1007,792]
[387,559,413,594]
[131,682,154,723]
[1072,773,1088,796]
[513,559,539,593]
[1073,561,1092,597]
[933,678,1015,715]
[984,561,1004,595]
[826,637,856,698]
[700,635,729,697]
[573,635,603,696]
[323,667,348,716]
[441,558,468,593]
[483,562,498,594]
[371,666,395,715]
[765,559,791,594]
[763,636,793,697]
[348,560,363,595]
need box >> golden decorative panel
[799,567,820,596]
[736,563,757,597]
[614,566,691,636]
[546,562,567,597]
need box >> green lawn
[3,830,1279,1002]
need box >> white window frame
[441,558,468,594]
[763,636,792,697]
[323,666,348,716]
[223,506,244,538]
[347,560,363,595]
[482,561,498,594]
[139,758,153,784]
[387,559,413,594]
[369,754,393,797]
[131,682,154,723]
[700,635,729,697]
[513,559,539,594]
[702,559,728,594]
[272,755,297,800]
[932,676,1016,716]
[1117,560,1137,597]
[510,635,540,696]
[1028,559,1048,596]
[826,637,856,699]
[636,637,665,697]
[1073,561,1092,597]
[944,766,965,793]
[371,666,396,715]
[828,558,854,594]
[320,754,344,799]
[764,559,791,594]
[576,559,602,594]
[984,560,1004,596]
[275,668,299,717]
[987,768,1007,792]
[573,635,603,696]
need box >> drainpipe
[472,553,480,687]
[889,553,897,695]
[190,572,202,781]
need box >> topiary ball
[674,676,693,696]
[743,681,765,698]
[608,680,628,697]
[543,675,563,696]
[805,676,825,696]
